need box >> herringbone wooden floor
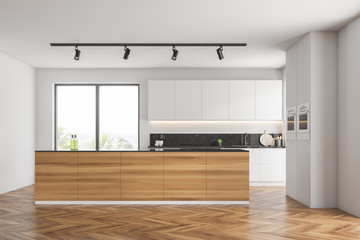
[1,186,359,240]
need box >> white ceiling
[0,0,359,69]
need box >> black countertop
[36,144,287,153]
[148,145,285,149]
[36,149,249,152]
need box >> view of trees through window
[99,86,138,150]
[56,85,139,150]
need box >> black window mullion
[54,85,58,151]
[96,85,100,151]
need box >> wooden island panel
[164,152,207,201]
[35,151,249,202]
[78,152,121,201]
[121,152,164,200]
[207,152,249,201]
[35,152,78,201]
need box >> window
[55,84,139,150]
[99,86,138,150]
[56,86,96,150]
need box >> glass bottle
[74,134,78,151]
[70,135,75,151]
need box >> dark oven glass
[287,116,295,131]
[299,114,308,130]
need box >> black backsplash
[150,133,282,147]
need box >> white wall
[310,32,338,208]
[295,34,311,207]
[338,16,360,217]
[286,34,312,207]
[36,68,283,150]
[285,32,338,208]
[285,45,297,199]
[0,51,35,194]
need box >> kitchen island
[35,150,249,204]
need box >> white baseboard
[35,201,249,205]
[250,181,286,186]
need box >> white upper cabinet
[229,80,256,120]
[148,80,175,120]
[175,80,202,120]
[201,80,229,120]
[148,80,283,121]
[255,80,283,120]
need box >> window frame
[54,83,140,151]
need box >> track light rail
[52,43,247,61]
[50,43,247,47]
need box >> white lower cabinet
[246,148,286,186]
[249,149,261,182]
[260,149,286,183]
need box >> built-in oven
[297,102,310,140]
[286,106,297,140]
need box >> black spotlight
[123,46,130,60]
[74,46,81,61]
[171,46,178,61]
[216,46,224,60]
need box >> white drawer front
[261,165,286,182]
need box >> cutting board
[260,130,273,146]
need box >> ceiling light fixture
[74,46,81,61]
[123,46,130,60]
[171,46,178,61]
[216,46,224,60]
[51,43,247,61]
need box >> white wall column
[0,51,35,194]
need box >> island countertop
[35,148,249,152]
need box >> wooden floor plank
[1,185,360,240]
